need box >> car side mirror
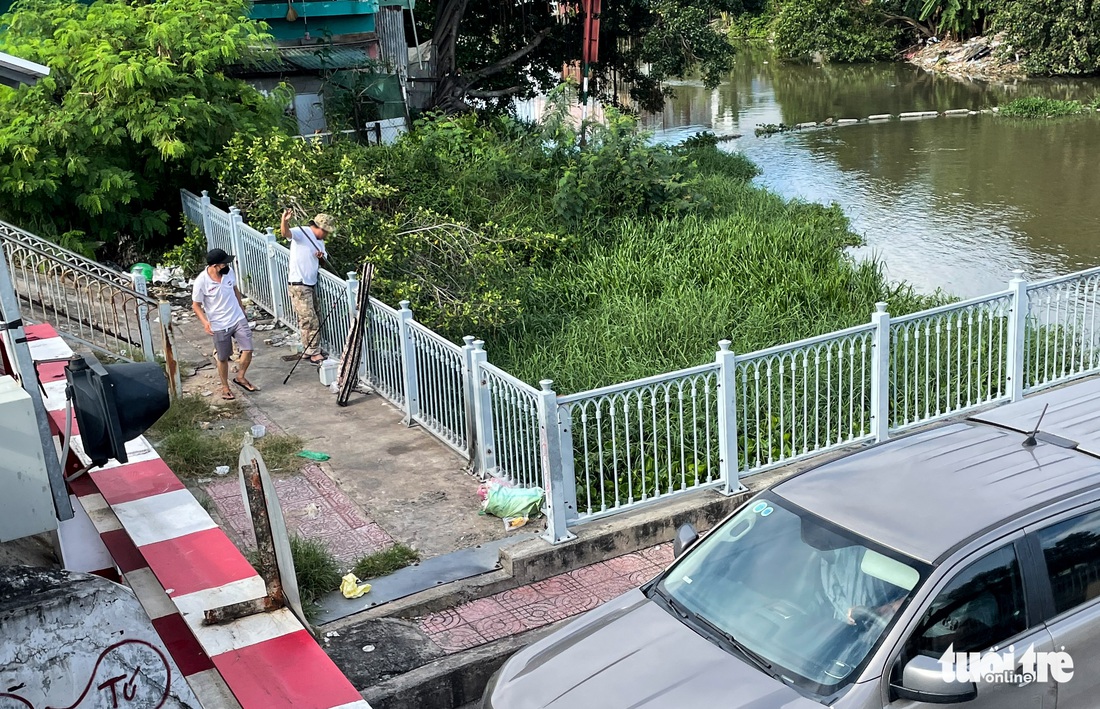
[673,523,698,558]
[889,654,977,704]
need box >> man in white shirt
[281,209,333,365]
[191,248,256,399]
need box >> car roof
[772,417,1100,564]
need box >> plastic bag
[483,483,544,519]
[477,476,513,502]
[503,516,529,530]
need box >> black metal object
[64,354,169,467]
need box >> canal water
[638,44,1100,298]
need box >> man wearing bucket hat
[281,209,333,365]
[191,248,257,399]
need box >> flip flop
[308,355,325,366]
[221,389,236,400]
[233,378,260,393]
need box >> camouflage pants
[289,284,322,356]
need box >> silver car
[483,414,1100,708]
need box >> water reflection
[636,45,1100,297]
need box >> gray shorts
[213,319,253,362]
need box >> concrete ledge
[322,453,852,629]
[359,620,569,709]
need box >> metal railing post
[199,190,213,247]
[264,228,284,326]
[717,340,745,495]
[471,341,496,477]
[1006,270,1029,402]
[397,300,419,425]
[131,272,155,362]
[461,335,478,465]
[228,207,245,287]
[158,301,181,398]
[538,380,577,545]
[870,302,891,442]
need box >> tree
[0,0,290,257]
[422,0,739,113]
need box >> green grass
[245,536,341,621]
[998,97,1085,118]
[290,536,342,611]
[352,543,420,580]
[148,394,303,477]
[488,181,939,394]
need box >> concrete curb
[359,620,570,709]
[323,451,855,631]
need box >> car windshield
[656,493,928,696]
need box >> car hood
[490,589,823,709]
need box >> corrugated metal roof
[235,40,379,75]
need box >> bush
[772,0,904,62]
[994,0,1100,75]
[998,97,1085,117]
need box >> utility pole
[580,0,601,142]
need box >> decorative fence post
[1006,269,1029,402]
[130,272,156,362]
[462,336,479,466]
[228,207,245,271]
[397,300,420,425]
[470,341,496,477]
[264,228,284,326]
[870,302,891,442]
[199,190,213,247]
[537,380,577,545]
[716,341,745,496]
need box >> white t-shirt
[192,267,246,331]
[288,226,327,286]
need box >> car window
[1035,509,1100,615]
[904,545,1027,659]
[657,494,927,696]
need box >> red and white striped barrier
[24,324,370,709]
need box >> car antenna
[1022,403,1050,447]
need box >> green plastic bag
[483,484,544,518]
[297,450,330,461]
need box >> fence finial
[540,379,554,392]
[875,301,887,313]
[718,339,731,352]
[399,300,411,312]
[463,335,475,346]
[473,339,485,351]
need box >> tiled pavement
[417,543,675,653]
[204,463,395,564]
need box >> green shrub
[772,0,903,62]
[994,0,1100,75]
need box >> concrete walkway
[170,310,520,561]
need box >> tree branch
[467,27,553,81]
[467,85,525,99]
[882,14,936,38]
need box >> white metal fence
[0,221,182,396]
[182,190,1100,544]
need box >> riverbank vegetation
[215,91,937,393]
[998,97,1094,118]
[732,0,1100,77]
